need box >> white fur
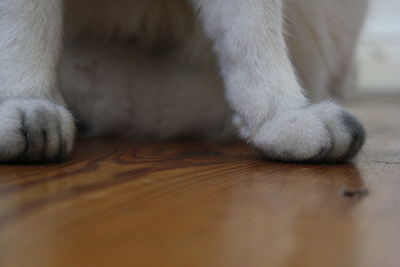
[0,0,368,163]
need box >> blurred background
[356,0,400,94]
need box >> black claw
[15,109,29,162]
[56,121,67,162]
[340,111,366,161]
[41,129,48,160]
[307,146,332,163]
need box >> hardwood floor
[0,97,399,267]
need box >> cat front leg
[0,0,74,162]
[191,0,365,162]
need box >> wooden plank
[0,97,399,267]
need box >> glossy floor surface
[0,97,399,267]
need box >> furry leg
[191,0,365,162]
[0,0,74,162]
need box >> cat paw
[242,102,365,163]
[0,99,75,163]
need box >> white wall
[356,0,400,93]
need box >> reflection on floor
[0,97,399,267]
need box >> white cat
[0,0,368,163]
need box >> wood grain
[0,97,399,267]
